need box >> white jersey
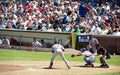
[81,50,95,64]
[82,51,95,59]
[82,51,94,58]
[32,41,42,48]
[2,39,10,45]
[50,43,70,68]
[51,44,64,53]
[82,51,95,62]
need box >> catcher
[71,48,95,67]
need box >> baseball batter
[48,42,70,69]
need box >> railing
[0,29,120,54]
[0,34,56,49]
[0,29,71,49]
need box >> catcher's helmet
[81,48,86,51]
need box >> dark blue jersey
[79,5,88,17]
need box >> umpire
[96,44,109,68]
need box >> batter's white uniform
[50,44,70,67]
[82,51,95,65]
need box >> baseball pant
[100,56,107,65]
[84,56,95,65]
[50,52,70,67]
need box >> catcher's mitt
[71,54,75,58]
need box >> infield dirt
[0,61,120,75]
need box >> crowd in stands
[0,0,120,35]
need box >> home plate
[26,68,37,72]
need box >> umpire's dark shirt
[97,47,106,55]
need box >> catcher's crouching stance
[71,48,95,67]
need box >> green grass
[0,49,51,61]
[0,49,120,66]
[0,49,120,75]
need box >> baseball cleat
[48,66,52,69]
[91,64,94,67]
[67,66,71,69]
[100,64,109,68]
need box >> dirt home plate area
[0,61,120,75]
[0,49,120,75]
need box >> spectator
[91,24,102,35]
[113,27,120,36]
[27,25,32,30]
[0,0,119,36]
[79,3,89,17]
[40,39,47,48]
[29,38,43,51]
[0,37,11,49]
[73,25,81,33]
[52,0,61,6]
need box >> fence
[0,29,71,49]
[0,29,120,54]
[93,35,120,55]
[0,34,56,50]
